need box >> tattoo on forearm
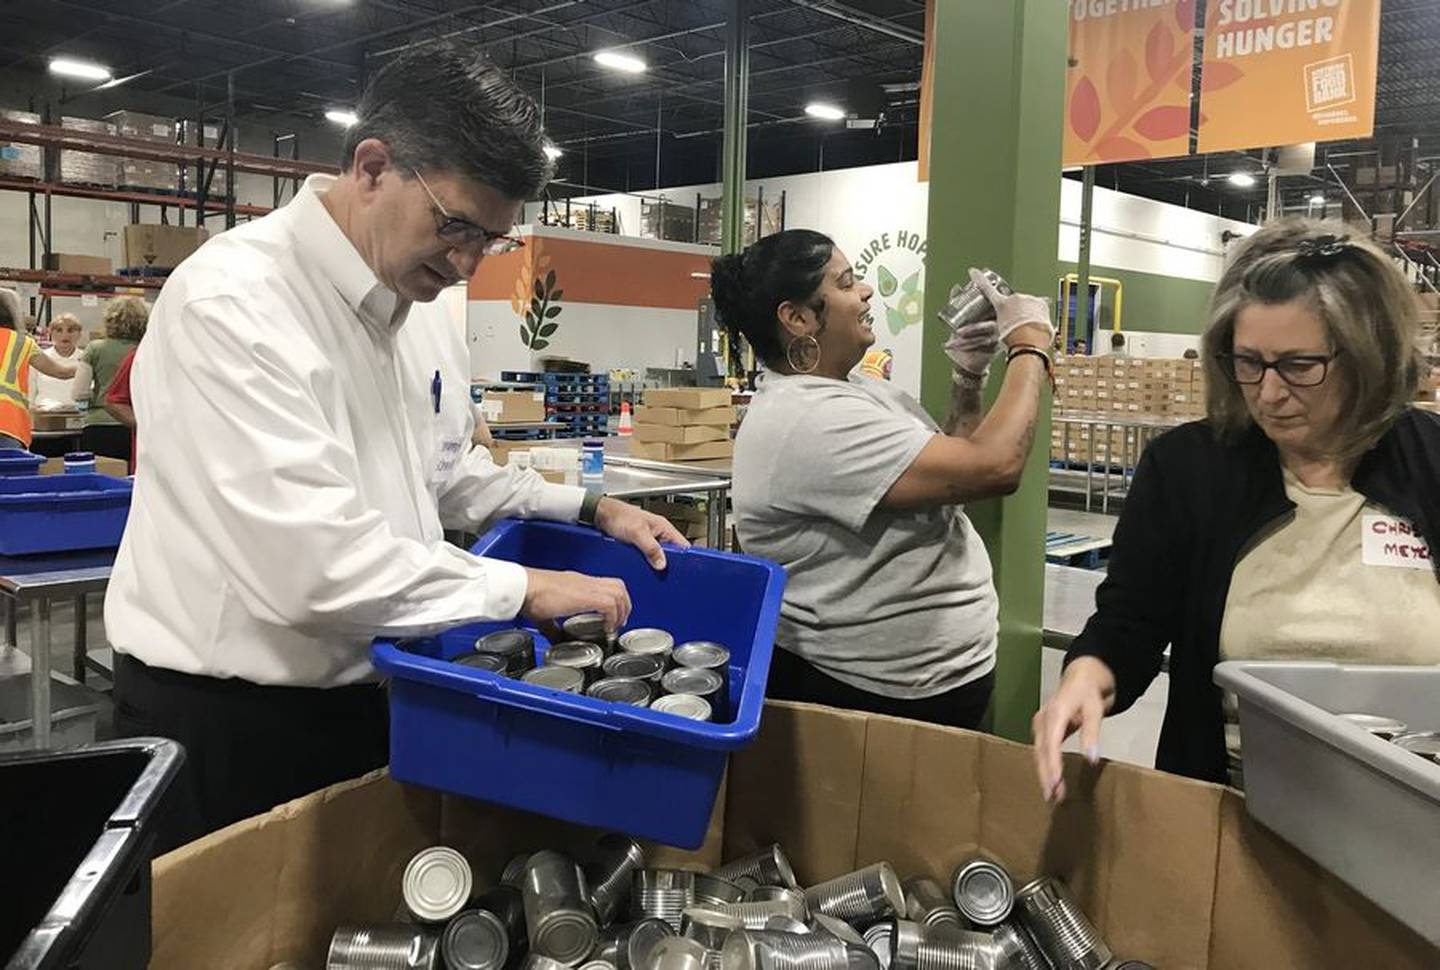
[944,374,985,437]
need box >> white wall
[469,301,697,380]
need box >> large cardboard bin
[149,703,1436,970]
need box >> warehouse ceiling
[1,0,1437,216]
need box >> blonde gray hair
[1200,218,1422,461]
[103,296,150,342]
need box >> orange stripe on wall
[468,236,713,310]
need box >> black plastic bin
[1,738,183,970]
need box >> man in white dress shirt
[106,43,684,850]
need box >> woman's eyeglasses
[412,169,524,256]
[1216,351,1340,387]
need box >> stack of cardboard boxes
[1050,355,1207,465]
[107,110,180,192]
[0,110,43,180]
[59,116,118,186]
[631,387,734,462]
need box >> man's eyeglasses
[412,169,524,256]
[1216,351,1340,388]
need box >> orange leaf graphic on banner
[1095,136,1150,160]
[1202,61,1245,92]
[1134,105,1191,140]
[1145,22,1175,84]
[1070,77,1101,141]
[1176,0,1197,30]
[1107,50,1139,114]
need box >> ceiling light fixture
[1227,172,1257,188]
[805,103,846,121]
[544,145,563,160]
[325,109,359,127]
[48,57,111,82]
[594,51,647,74]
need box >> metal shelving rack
[0,114,334,322]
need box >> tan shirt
[1221,468,1440,666]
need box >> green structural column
[921,0,1065,741]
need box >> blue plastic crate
[0,450,44,477]
[372,519,785,848]
[0,475,133,555]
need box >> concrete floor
[1,596,116,745]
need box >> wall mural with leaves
[1063,0,1198,166]
[510,248,565,353]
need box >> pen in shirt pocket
[431,370,442,414]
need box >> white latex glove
[943,319,1000,380]
[970,268,1056,349]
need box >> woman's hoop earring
[786,334,821,374]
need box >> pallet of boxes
[1052,354,1207,467]
[631,388,735,464]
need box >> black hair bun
[708,253,749,329]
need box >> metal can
[847,943,882,970]
[523,666,586,694]
[747,887,806,911]
[989,922,1048,970]
[730,930,849,970]
[763,915,812,935]
[901,878,967,936]
[1392,731,1440,764]
[619,628,676,663]
[949,860,1013,927]
[812,914,866,947]
[523,850,599,966]
[682,905,745,969]
[862,922,892,970]
[521,956,573,970]
[1338,712,1410,740]
[402,846,474,923]
[648,935,710,970]
[936,269,1013,332]
[1014,877,1111,970]
[442,910,512,970]
[604,652,667,686]
[473,884,527,952]
[1108,963,1157,970]
[711,897,808,932]
[592,919,676,970]
[914,931,1002,970]
[804,862,905,930]
[563,612,612,647]
[651,694,713,722]
[588,677,655,707]
[546,641,607,685]
[661,668,726,718]
[627,918,680,970]
[456,652,510,675]
[633,869,698,930]
[475,628,538,676]
[714,845,799,891]
[581,962,620,970]
[327,924,440,970]
[501,854,532,888]
[672,643,732,720]
[586,834,648,927]
[886,920,923,970]
[693,873,748,908]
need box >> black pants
[767,647,994,731]
[113,653,389,854]
[81,423,132,462]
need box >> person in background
[30,313,91,408]
[107,42,683,852]
[0,288,78,450]
[1108,331,1128,357]
[1183,348,1200,360]
[80,296,148,462]
[105,347,138,474]
[1074,339,1089,355]
[1033,220,1440,800]
[714,229,1055,729]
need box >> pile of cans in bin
[324,837,1156,970]
[1339,713,1440,764]
[452,614,732,723]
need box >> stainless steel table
[1043,563,1105,650]
[1,555,114,749]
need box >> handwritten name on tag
[1362,514,1432,570]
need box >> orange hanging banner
[1063,0,1198,167]
[1196,0,1380,154]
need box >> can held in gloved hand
[936,270,1012,332]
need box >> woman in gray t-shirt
[712,230,1053,729]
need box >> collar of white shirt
[292,173,413,335]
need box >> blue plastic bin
[373,519,786,848]
[0,474,133,556]
[0,450,44,477]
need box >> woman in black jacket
[1032,219,1440,799]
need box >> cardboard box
[43,253,112,276]
[628,439,734,462]
[0,109,42,180]
[643,387,732,410]
[480,390,547,425]
[59,116,118,186]
[30,409,83,432]
[38,455,129,477]
[633,405,736,428]
[122,223,208,271]
[146,702,1437,970]
[632,422,730,445]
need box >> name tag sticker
[1362,514,1432,570]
